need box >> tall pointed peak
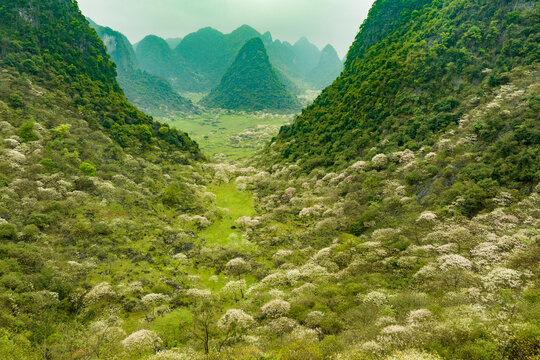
[201,37,300,112]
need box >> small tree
[225,258,251,278]
[79,161,96,176]
[217,309,254,351]
[17,119,39,142]
[186,289,222,354]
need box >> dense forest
[0,0,538,359]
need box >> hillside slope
[201,38,301,112]
[275,0,539,166]
[1,0,538,359]
[0,2,212,357]
[271,0,539,214]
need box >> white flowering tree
[225,257,251,278]
[221,280,247,302]
[85,314,126,359]
[122,329,163,356]
[216,309,254,351]
[438,254,475,289]
[141,293,169,319]
[261,299,290,319]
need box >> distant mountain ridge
[135,25,343,92]
[88,21,343,113]
[88,19,195,116]
[201,38,301,112]
[306,44,343,89]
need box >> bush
[158,126,169,135]
[161,183,196,210]
[17,120,39,142]
[0,174,9,188]
[21,225,40,242]
[79,161,96,176]
[0,223,16,240]
[8,92,24,109]
[40,158,58,173]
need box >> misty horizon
[77,0,375,58]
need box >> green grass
[199,182,257,251]
[181,92,206,104]
[159,111,294,160]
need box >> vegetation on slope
[0,0,538,359]
[275,0,538,166]
[201,38,301,112]
[271,0,539,216]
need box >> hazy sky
[77,0,375,58]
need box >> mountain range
[90,22,343,113]
[134,25,343,93]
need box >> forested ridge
[88,19,196,116]
[276,0,539,172]
[202,38,301,112]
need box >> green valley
[0,0,538,359]
[161,112,294,160]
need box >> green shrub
[0,224,16,240]
[52,124,69,138]
[7,92,24,109]
[40,158,58,173]
[27,214,50,229]
[21,225,40,242]
[158,126,169,135]
[79,161,96,176]
[0,174,9,188]
[17,120,39,142]
[161,183,196,210]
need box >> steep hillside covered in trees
[202,38,301,112]
[270,0,539,217]
[0,1,210,357]
[275,0,539,170]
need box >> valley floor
[159,112,294,160]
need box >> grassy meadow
[159,111,295,160]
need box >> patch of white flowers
[299,204,325,218]
[121,329,162,351]
[218,309,254,332]
[372,153,389,169]
[438,254,472,271]
[141,293,169,308]
[483,267,521,291]
[361,290,388,307]
[261,299,290,319]
[84,282,116,306]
